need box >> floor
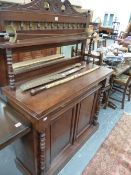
[0,92,131,175]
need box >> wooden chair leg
[122,89,126,109]
[128,85,131,101]
[105,89,110,109]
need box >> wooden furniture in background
[111,74,131,109]
[0,1,112,175]
[83,51,103,65]
[97,38,106,48]
[99,26,113,38]
[110,64,131,109]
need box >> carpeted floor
[82,113,131,175]
[58,93,131,175]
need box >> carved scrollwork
[0,2,15,9]
[61,4,66,12]
[53,1,61,13]
[43,1,50,10]
[4,0,82,16]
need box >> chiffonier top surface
[3,65,113,119]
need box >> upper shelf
[0,33,88,49]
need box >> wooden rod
[30,66,100,96]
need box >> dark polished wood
[2,66,112,175]
[99,26,113,35]
[3,66,112,119]
[0,0,90,88]
[0,99,30,150]
[0,1,113,175]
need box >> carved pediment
[2,0,83,16]
[0,1,18,9]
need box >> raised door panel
[76,93,95,138]
[50,107,75,162]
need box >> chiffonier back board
[0,0,112,175]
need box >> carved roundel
[43,1,50,10]
[61,4,66,12]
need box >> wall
[70,0,131,32]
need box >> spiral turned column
[6,48,15,90]
[93,80,106,125]
[88,37,94,56]
[40,132,46,175]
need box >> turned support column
[39,132,46,175]
[93,80,106,125]
[6,48,16,90]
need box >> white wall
[70,0,131,31]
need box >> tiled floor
[0,93,131,175]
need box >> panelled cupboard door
[75,91,97,139]
[45,88,99,171]
[46,106,76,167]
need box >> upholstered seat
[127,68,131,75]
[113,74,130,85]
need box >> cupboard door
[50,107,75,163]
[75,92,96,138]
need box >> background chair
[110,73,131,109]
[83,51,111,108]
[83,50,103,65]
[97,38,107,48]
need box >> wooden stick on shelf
[30,66,100,96]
